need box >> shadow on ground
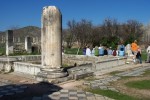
[0,81,62,100]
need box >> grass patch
[0,47,5,55]
[109,71,123,75]
[141,50,147,61]
[62,64,69,67]
[88,89,138,100]
[125,80,150,89]
[120,76,134,80]
[64,48,83,55]
[84,76,98,81]
[142,69,150,76]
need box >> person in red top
[131,40,138,63]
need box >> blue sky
[0,0,150,31]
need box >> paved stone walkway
[116,65,150,77]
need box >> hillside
[0,26,41,43]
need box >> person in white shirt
[146,45,150,63]
[98,44,102,49]
[125,43,133,56]
[86,46,91,56]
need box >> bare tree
[64,20,77,48]
[101,18,119,37]
[62,29,75,48]
[75,19,93,47]
[100,18,120,47]
[91,26,102,46]
[142,24,150,45]
[119,20,144,44]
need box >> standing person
[83,46,86,55]
[99,44,102,49]
[94,46,99,56]
[99,46,104,56]
[125,43,132,57]
[86,46,91,56]
[112,48,117,56]
[119,43,125,56]
[136,46,142,64]
[146,44,150,63]
[91,46,95,56]
[131,40,138,63]
[108,47,113,55]
[103,47,108,55]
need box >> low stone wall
[0,57,17,72]
[62,54,97,66]
[13,62,42,75]
[65,55,126,79]
[63,54,126,67]
[9,55,41,62]
[95,57,126,70]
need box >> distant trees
[119,20,144,44]
[143,23,150,45]
[63,18,144,49]
[100,18,120,48]
[74,19,93,47]
[64,19,93,48]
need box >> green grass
[62,64,69,67]
[141,50,147,61]
[84,76,98,81]
[64,48,83,55]
[125,80,150,89]
[0,47,5,55]
[109,71,123,76]
[88,89,139,100]
[142,69,150,76]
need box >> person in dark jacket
[104,47,108,55]
[136,46,142,64]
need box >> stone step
[94,63,143,76]
[74,71,94,80]
[36,74,73,84]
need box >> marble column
[6,30,13,55]
[25,36,32,53]
[36,6,67,81]
[41,6,62,69]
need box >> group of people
[83,40,150,64]
[83,44,125,57]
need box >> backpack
[120,45,124,51]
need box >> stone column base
[36,68,68,83]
